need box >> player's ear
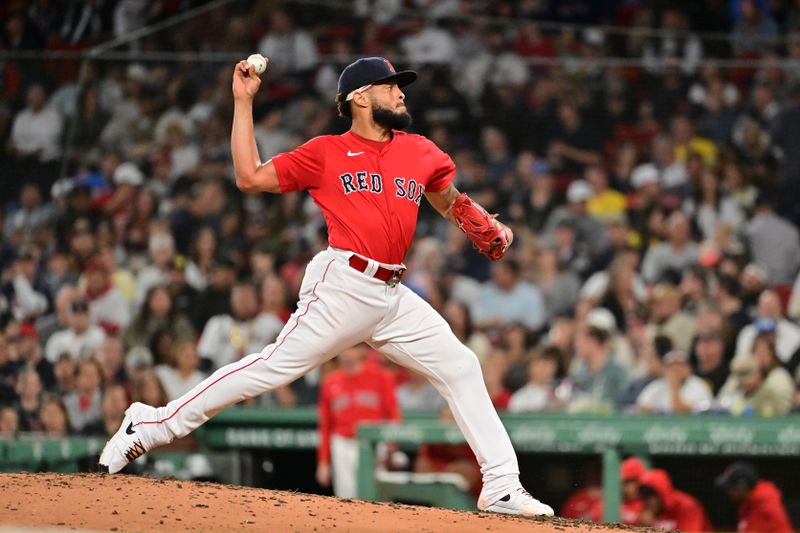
[352,91,371,112]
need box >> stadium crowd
[3,0,800,447]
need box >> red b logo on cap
[383,59,396,73]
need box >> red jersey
[317,364,400,464]
[560,487,603,522]
[738,481,793,533]
[621,498,644,525]
[272,130,455,264]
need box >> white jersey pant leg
[137,251,382,447]
[368,284,520,503]
[330,435,359,499]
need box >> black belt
[348,255,406,287]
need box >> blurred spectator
[508,347,561,413]
[619,334,672,410]
[442,299,490,363]
[132,370,169,407]
[636,349,712,413]
[197,282,282,371]
[651,133,688,190]
[37,285,79,345]
[39,396,71,437]
[45,298,106,363]
[567,324,629,413]
[544,179,608,262]
[4,245,48,321]
[460,26,528,101]
[83,256,130,331]
[646,284,696,352]
[642,8,702,74]
[317,345,399,498]
[93,335,128,388]
[397,369,445,412]
[134,232,176,309]
[471,260,545,331]
[580,250,646,332]
[638,469,712,532]
[732,0,779,55]
[743,196,800,285]
[257,8,318,73]
[735,290,800,370]
[535,245,580,322]
[480,350,512,410]
[52,354,77,396]
[3,183,54,240]
[641,211,699,285]
[88,383,128,436]
[8,83,63,164]
[192,259,238,331]
[0,405,19,437]
[585,166,627,223]
[693,329,731,395]
[14,368,43,431]
[15,323,55,391]
[547,103,603,175]
[718,351,793,416]
[154,341,205,402]
[716,461,793,533]
[123,285,195,359]
[164,255,199,319]
[400,15,456,66]
[62,359,103,433]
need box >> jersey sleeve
[425,139,456,192]
[271,136,327,192]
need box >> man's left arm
[426,184,513,261]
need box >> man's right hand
[316,462,331,487]
[232,59,265,101]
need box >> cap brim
[374,70,418,88]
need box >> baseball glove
[451,193,512,261]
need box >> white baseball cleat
[99,402,154,474]
[478,487,555,517]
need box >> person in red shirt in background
[414,404,482,498]
[716,461,793,533]
[638,468,712,532]
[560,469,603,522]
[620,456,647,525]
[561,456,648,523]
[316,344,400,498]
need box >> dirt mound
[0,473,640,532]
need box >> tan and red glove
[450,193,512,261]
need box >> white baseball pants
[331,435,359,498]
[139,247,520,502]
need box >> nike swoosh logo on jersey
[125,422,136,435]
[347,150,364,156]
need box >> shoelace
[516,487,535,500]
[124,441,146,462]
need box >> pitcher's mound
[0,473,641,532]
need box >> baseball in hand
[246,54,267,75]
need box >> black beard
[371,104,412,131]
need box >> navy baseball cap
[335,57,417,103]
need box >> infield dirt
[0,473,645,532]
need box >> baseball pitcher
[100,56,554,517]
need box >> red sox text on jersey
[272,130,455,264]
